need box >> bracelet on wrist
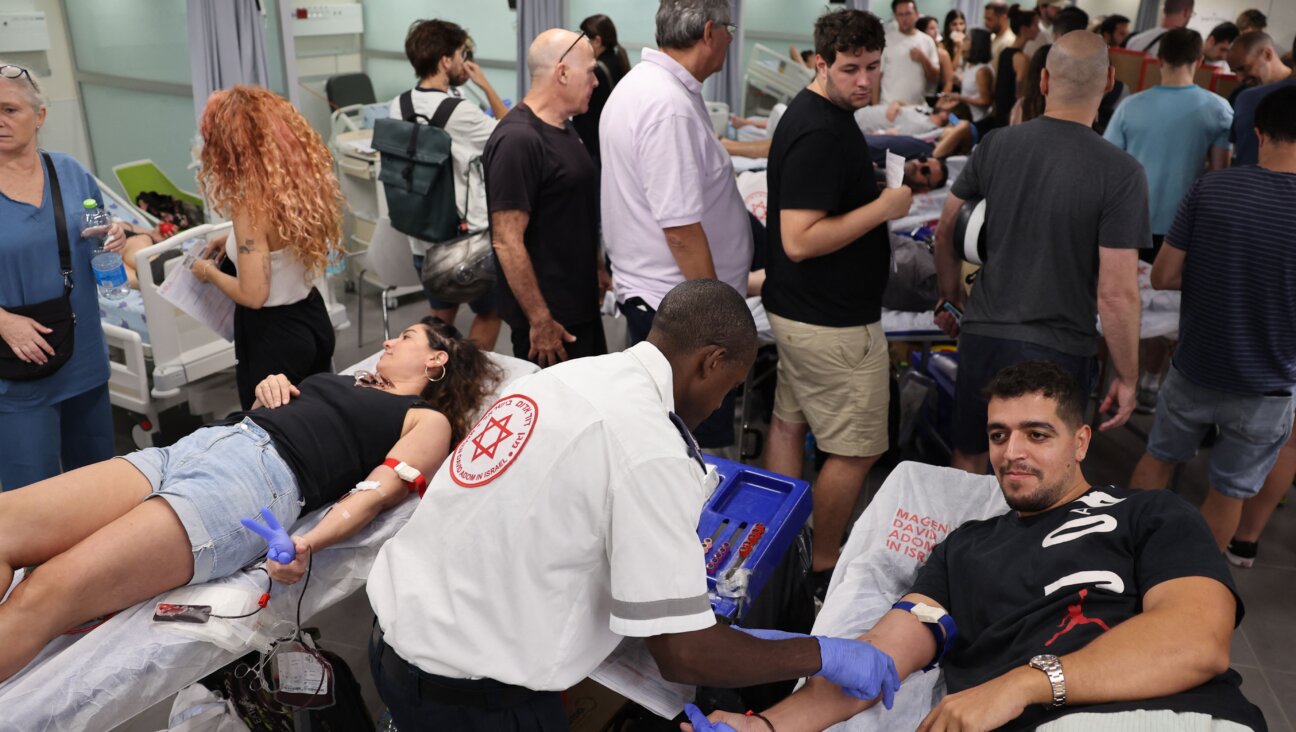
[745,710,775,732]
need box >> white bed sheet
[0,351,539,731]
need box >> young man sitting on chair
[689,360,1265,732]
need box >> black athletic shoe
[1226,539,1258,568]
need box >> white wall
[0,0,91,168]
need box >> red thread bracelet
[745,710,776,732]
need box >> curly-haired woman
[189,86,344,409]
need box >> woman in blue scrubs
[0,63,123,489]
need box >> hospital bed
[742,43,814,117]
[0,351,540,732]
[96,182,352,447]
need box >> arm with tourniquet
[248,409,453,584]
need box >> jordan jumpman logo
[1044,588,1111,647]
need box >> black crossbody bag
[0,152,78,381]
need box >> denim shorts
[119,418,302,584]
[1147,366,1296,499]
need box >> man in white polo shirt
[366,281,900,731]
[600,0,753,449]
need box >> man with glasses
[600,0,751,451]
[483,28,611,368]
[1124,0,1195,57]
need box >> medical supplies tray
[698,456,812,621]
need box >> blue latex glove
[240,507,295,564]
[683,703,736,732]
[733,627,899,708]
[816,636,900,708]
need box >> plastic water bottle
[81,199,129,300]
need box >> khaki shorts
[768,314,890,457]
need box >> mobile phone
[153,603,212,624]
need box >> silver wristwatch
[1029,654,1066,708]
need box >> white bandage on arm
[343,480,385,500]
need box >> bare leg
[1200,488,1244,551]
[811,453,881,572]
[933,121,973,158]
[1129,452,1176,490]
[951,449,989,475]
[120,233,155,289]
[468,312,503,353]
[1141,338,1172,379]
[1235,424,1296,543]
[0,459,152,597]
[764,415,808,480]
[0,497,193,682]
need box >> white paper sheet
[589,637,695,719]
[886,149,905,189]
[157,241,235,341]
[340,137,376,156]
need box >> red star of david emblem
[471,414,515,460]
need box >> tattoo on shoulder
[238,239,255,255]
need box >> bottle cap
[82,198,97,209]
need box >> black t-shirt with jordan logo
[909,486,1266,731]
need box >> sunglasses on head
[0,65,36,88]
[558,30,591,65]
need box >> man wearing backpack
[391,19,507,352]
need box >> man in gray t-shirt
[934,30,1150,474]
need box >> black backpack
[372,91,466,243]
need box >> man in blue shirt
[1227,31,1294,165]
[1105,28,1232,263]
[1130,87,1296,558]
[1104,29,1232,412]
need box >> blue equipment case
[698,456,812,621]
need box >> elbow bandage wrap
[382,458,428,497]
[893,600,958,671]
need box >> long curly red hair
[198,86,342,277]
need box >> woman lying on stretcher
[0,317,500,683]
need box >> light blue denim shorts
[119,418,302,584]
[1148,366,1296,499]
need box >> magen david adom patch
[451,394,539,488]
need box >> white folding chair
[357,218,422,347]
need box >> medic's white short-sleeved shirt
[366,342,716,691]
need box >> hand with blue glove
[681,703,744,732]
[816,636,900,708]
[731,626,900,708]
[240,507,295,564]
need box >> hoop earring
[426,364,448,383]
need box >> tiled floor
[111,286,1295,731]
